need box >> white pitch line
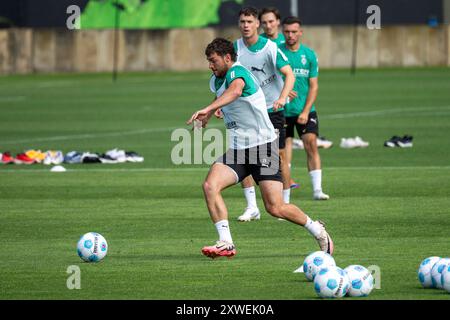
[321,105,450,119]
[1,166,450,173]
[0,124,223,145]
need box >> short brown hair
[205,38,237,62]
[259,7,281,21]
[282,16,302,27]
[239,7,259,18]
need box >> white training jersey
[209,62,276,150]
[235,37,286,110]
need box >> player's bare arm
[288,90,298,100]
[210,97,223,118]
[214,108,223,118]
[297,77,318,125]
[273,64,295,111]
[187,78,245,127]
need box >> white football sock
[283,189,291,204]
[243,186,257,209]
[304,216,322,238]
[215,220,233,244]
[309,169,322,193]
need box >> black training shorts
[269,110,286,149]
[215,141,282,184]
[285,111,319,138]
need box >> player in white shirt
[187,38,334,259]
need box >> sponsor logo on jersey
[260,74,276,87]
[225,121,237,129]
[251,62,267,75]
[293,68,310,77]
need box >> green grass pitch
[0,67,449,299]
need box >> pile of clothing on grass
[0,148,144,165]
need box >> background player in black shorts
[280,17,330,200]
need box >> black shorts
[285,111,319,138]
[269,111,286,149]
[216,142,282,184]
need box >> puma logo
[251,63,267,75]
[310,118,317,124]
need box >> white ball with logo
[314,266,350,298]
[344,265,374,297]
[303,251,336,281]
[77,232,108,262]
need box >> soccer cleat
[125,151,144,162]
[340,138,357,149]
[64,151,83,164]
[317,136,333,149]
[313,191,330,200]
[14,153,35,165]
[384,136,401,148]
[315,221,334,255]
[341,137,369,148]
[354,136,369,148]
[290,179,300,189]
[397,135,413,148]
[1,152,14,164]
[237,207,261,222]
[201,241,236,259]
[105,148,127,163]
[25,150,46,163]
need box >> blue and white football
[303,251,336,281]
[314,266,350,298]
[77,232,108,262]
[430,258,450,289]
[344,265,374,297]
[417,256,441,288]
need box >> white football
[77,232,108,262]
[344,265,374,297]
[417,256,441,288]
[430,258,450,289]
[441,264,450,293]
[314,266,350,298]
[303,251,336,281]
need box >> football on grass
[314,266,350,298]
[77,232,108,262]
[303,251,336,281]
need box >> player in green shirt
[259,7,285,47]
[280,16,329,200]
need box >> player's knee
[303,140,317,153]
[202,180,219,196]
[265,203,282,218]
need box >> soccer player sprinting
[280,17,329,200]
[233,7,295,221]
[187,38,334,259]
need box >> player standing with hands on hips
[187,37,334,259]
